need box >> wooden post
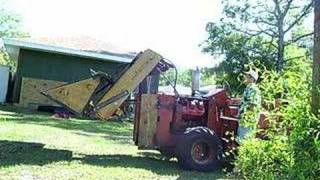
[312,0,320,115]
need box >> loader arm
[42,49,163,120]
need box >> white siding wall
[0,65,9,103]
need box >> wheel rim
[191,139,215,165]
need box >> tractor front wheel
[176,127,223,172]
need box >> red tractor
[134,88,240,171]
[43,49,249,171]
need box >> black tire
[176,126,223,172]
[160,148,175,157]
[159,148,175,160]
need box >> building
[3,36,136,108]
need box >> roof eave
[2,38,134,63]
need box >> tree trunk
[277,15,285,72]
[277,30,285,72]
[312,0,320,115]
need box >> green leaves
[0,9,28,38]
[0,8,28,69]
[203,4,317,177]
[234,45,320,179]
[236,138,292,179]
[202,0,313,95]
[159,69,192,87]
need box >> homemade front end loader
[42,49,240,171]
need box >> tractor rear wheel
[176,127,223,171]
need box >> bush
[235,46,320,179]
[236,138,292,179]
[288,96,320,178]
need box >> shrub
[235,46,320,179]
[236,137,292,179]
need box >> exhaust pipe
[191,67,201,96]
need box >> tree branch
[268,37,277,49]
[257,18,277,26]
[283,32,314,46]
[284,56,305,62]
[256,24,277,37]
[233,26,265,37]
[284,1,314,33]
[283,0,294,16]
[291,32,314,43]
[273,0,282,21]
[272,0,281,20]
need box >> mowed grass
[0,105,227,180]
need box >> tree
[0,7,28,68]
[159,69,192,87]
[203,32,275,94]
[203,0,314,94]
[312,0,320,115]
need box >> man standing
[238,69,262,139]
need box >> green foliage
[202,0,313,94]
[159,68,217,88]
[200,70,216,86]
[159,69,192,87]
[0,49,15,69]
[235,46,320,179]
[0,9,27,38]
[259,46,311,101]
[287,95,320,178]
[236,137,293,180]
[0,7,28,70]
[203,24,276,94]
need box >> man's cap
[244,69,258,81]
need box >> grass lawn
[0,105,229,180]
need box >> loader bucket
[42,49,163,120]
[95,49,162,119]
[42,77,101,115]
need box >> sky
[5,0,222,68]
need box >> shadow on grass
[0,140,224,179]
[0,140,72,167]
[0,140,172,173]
[0,106,132,136]
[0,106,225,179]
[77,154,180,175]
[76,153,224,179]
